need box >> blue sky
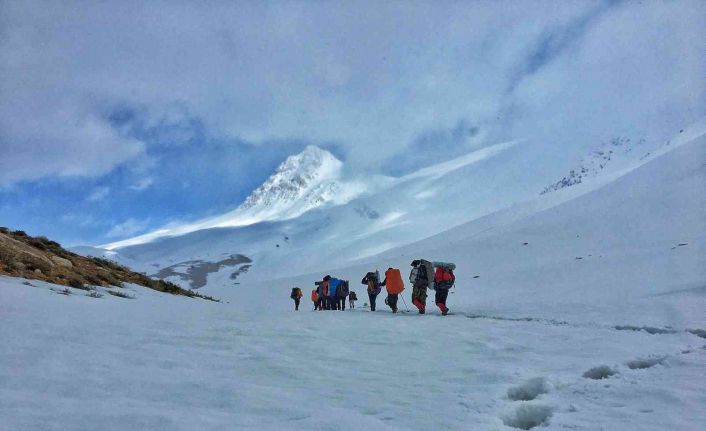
[1,0,704,246]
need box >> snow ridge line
[461,313,706,339]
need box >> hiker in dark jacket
[315,281,324,310]
[337,280,349,311]
[361,271,381,311]
[290,287,303,311]
[349,291,357,309]
[409,259,433,314]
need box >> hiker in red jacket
[433,262,455,315]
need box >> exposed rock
[50,255,73,268]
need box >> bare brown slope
[0,227,218,301]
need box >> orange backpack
[384,268,405,294]
[311,289,318,302]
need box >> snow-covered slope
[3,130,705,430]
[82,120,703,293]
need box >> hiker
[290,287,303,311]
[321,275,331,310]
[315,281,324,310]
[409,259,434,314]
[361,271,381,311]
[349,290,357,309]
[432,262,456,315]
[338,280,350,311]
[328,277,340,310]
[381,267,404,313]
[311,287,319,310]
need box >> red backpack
[434,267,455,289]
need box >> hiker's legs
[295,298,300,310]
[340,297,346,310]
[369,293,377,311]
[412,286,427,312]
[435,289,449,313]
[388,294,398,312]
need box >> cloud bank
[0,0,704,244]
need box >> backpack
[349,291,357,301]
[365,271,381,294]
[410,259,432,286]
[409,266,419,284]
[384,268,405,294]
[433,267,455,290]
[290,287,301,299]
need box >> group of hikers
[290,259,456,315]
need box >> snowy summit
[102,145,366,249]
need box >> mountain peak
[100,146,361,250]
[238,146,343,212]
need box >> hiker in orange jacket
[311,288,319,310]
[321,275,331,310]
[381,267,404,313]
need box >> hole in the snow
[507,377,549,401]
[582,365,617,380]
[502,404,553,430]
[627,357,666,370]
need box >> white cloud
[130,178,153,192]
[0,0,703,184]
[86,186,110,202]
[105,218,150,239]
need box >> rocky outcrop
[0,227,218,301]
[50,255,73,268]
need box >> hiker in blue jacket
[328,277,340,310]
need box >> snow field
[1,277,705,430]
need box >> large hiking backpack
[291,287,302,299]
[350,291,357,301]
[385,268,405,294]
[409,266,419,284]
[328,278,340,297]
[311,289,318,302]
[410,259,433,286]
[365,271,381,295]
[432,261,456,271]
[433,264,456,290]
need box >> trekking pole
[400,294,410,312]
